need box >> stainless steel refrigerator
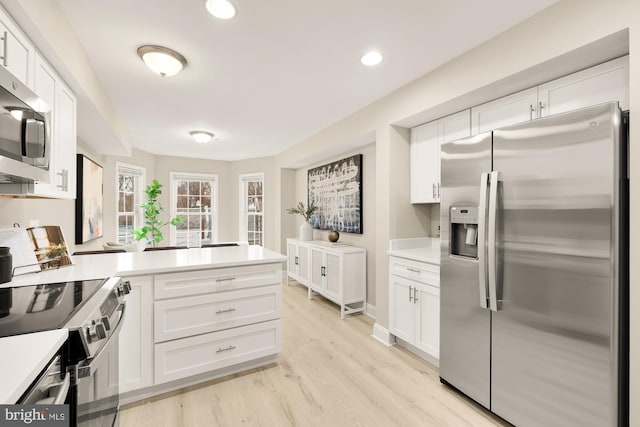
[439,102,629,427]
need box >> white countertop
[0,329,68,403]
[3,245,287,287]
[387,237,440,265]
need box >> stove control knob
[101,316,111,331]
[87,322,107,342]
[117,281,132,297]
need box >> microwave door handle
[478,173,489,309]
[488,171,500,312]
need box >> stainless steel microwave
[0,64,51,185]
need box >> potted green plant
[133,179,184,247]
[286,201,318,241]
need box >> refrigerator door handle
[478,172,489,309]
[488,170,501,312]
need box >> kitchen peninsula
[2,245,286,404]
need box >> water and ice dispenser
[450,206,478,259]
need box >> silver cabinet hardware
[409,286,413,302]
[406,267,420,273]
[413,287,418,303]
[529,104,535,120]
[56,169,69,191]
[538,101,544,117]
[215,277,235,282]
[432,183,436,198]
[216,345,236,353]
[215,308,236,314]
[1,32,7,67]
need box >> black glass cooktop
[0,279,106,338]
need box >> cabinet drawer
[390,258,439,286]
[154,263,282,299]
[154,319,281,385]
[154,285,281,343]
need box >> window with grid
[170,172,217,247]
[116,164,145,243]
[240,173,264,246]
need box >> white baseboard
[365,303,376,319]
[371,323,396,346]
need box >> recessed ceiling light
[360,51,382,66]
[205,0,236,20]
[189,130,215,143]
[137,45,188,77]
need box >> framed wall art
[75,154,104,244]
[308,154,362,234]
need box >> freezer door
[439,131,492,408]
[491,103,621,427]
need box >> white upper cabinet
[471,87,538,135]
[56,80,77,199]
[32,54,59,197]
[410,121,438,204]
[0,8,34,88]
[31,52,77,199]
[472,56,629,135]
[410,110,470,204]
[538,56,629,116]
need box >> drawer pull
[406,267,421,273]
[215,277,236,282]
[215,307,236,314]
[216,345,236,353]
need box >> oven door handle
[78,303,126,379]
[53,372,71,405]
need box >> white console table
[286,239,366,319]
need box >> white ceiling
[56,0,557,161]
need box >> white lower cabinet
[154,320,281,385]
[287,238,366,319]
[389,256,440,362]
[153,263,282,385]
[154,285,281,343]
[119,262,283,401]
[119,275,154,394]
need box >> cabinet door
[0,16,34,88]
[415,283,440,359]
[538,56,629,116]
[297,245,310,284]
[287,242,298,277]
[389,276,415,343]
[119,275,154,394]
[323,252,341,299]
[471,87,538,134]
[56,81,76,198]
[309,248,325,292]
[410,121,439,203]
[31,54,58,197]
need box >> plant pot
[299,221,313,241]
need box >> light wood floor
[121,282,510,427]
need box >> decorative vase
[328,230,340,243]
[299,221,313,241]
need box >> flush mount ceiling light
[189,130,215,143]
[137,45,188,77]
[205,0,236,20]
[360,51,383,66]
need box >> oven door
[75,303,126,427]
[20,353,71,405]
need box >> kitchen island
[1,245,286,404]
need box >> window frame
[239,172,264,246]
[115,162,146,244]
[169,171,218,247]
